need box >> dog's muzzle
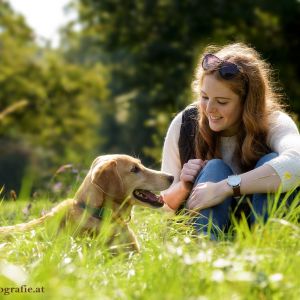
[133,189,164,207]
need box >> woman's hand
[180,159,207,191]
[187,180,232,211]
[162,159,207,211]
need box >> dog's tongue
[133,189,164,207]
[141,190,158,202]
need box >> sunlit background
[9,0,76,47]
[1,0,300,199]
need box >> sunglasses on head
[202,53,243,80]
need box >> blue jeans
[190,153,297,236]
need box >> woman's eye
[201,96,209,101]
[218,102,227,105]
[130,165,140,173]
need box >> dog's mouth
[132,189,164,207]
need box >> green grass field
[0,193,299,300]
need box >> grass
[0,192,299,300]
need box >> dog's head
[89,154,173,208]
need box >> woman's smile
[200,75,243,136]
[209,115,223,121]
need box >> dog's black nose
[168,175,174,184]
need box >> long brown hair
[191,43,284,172]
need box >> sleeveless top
[178,104,198,167]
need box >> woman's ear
[91,160,124,199]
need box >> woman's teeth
[210,116,222,120]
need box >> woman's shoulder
[268,110,299,142]
[170,110,183,127]
[269,110,299,132]
[167,102,199,133]
[165,110,183,140]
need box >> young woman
[161,43,300,235]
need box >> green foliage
[0,1,299,297]
[61,0,300,165]
[0,1,108,196]
[0,193,299,299]
[1,0,300,194]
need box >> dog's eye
[130,165,140,173]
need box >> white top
[161,110,300,192]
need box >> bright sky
[8,0,76,47]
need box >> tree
[67,0,299,166]
[0,1,108,197]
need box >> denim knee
[195,159,233,184]
[255,152,278,168]
[205,158,229,169]
[191,158,234,236]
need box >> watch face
[227,175,241,186]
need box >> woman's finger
[187,159,208,169]
[184,162,204,172]
[180,174,196,182]
[187,159,204,164]
[182,167,199,176]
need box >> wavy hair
[191,43,285,172]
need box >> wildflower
[196,250,213,263]
[227,271,255,282]
[183,254,194,265]
[184,237,191,244]
[283,171,292,180]
[269,273,283,282]
[127,269,135,278]
[0,243,7,250]
[0,260,28,284]
[211,270,224,282]
[213,258,232,268]
[63,257,72,265]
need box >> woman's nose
[206,100,216,112]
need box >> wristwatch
[227,175,242,199]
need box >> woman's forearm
[162,181,191,210]
[220,164,282,198]
[164,164,282,212]
[186,164,283,212]
[240,164,281,194]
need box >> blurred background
[1,0,300,199]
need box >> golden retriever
[0,154,173,251]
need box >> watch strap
[232,185,241,198]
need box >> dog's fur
[0,154,173,251]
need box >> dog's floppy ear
[91,160,124,199]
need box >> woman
[161,43,300,236]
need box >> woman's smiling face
[200,74,243,137]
